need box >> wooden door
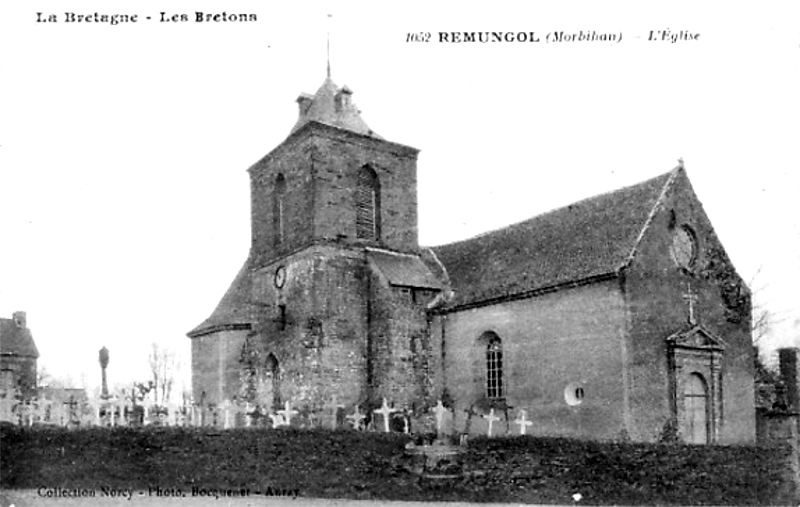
[682,373,708,444]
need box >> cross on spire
[326,14,332,78]
[682,281,699,325]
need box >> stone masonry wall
[367,271,435,415]
[624,169,755,444]
[246,245,370,420]
[433,280,628,439]
[191,329,249,406]
[308,132,419,253]
[248,126,419,270]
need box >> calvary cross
[682,281,699,325]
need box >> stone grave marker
[483,408,500,437]
[514,409,533,435]
[374,398,397,433]
[277,401,298,427]
[346,406,366,430]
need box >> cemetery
[1,337,799,504]
[1,390,797,505]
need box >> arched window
[486,334,504,399]
[265,353,281,409]
[682,372,708,444]
[273,174,286,247]
[356,166,380,240]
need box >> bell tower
[189,73,439,416]
[248,76,420,269]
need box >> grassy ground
[0,425,794,505]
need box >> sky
[1,1,798,395]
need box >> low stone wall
[756,409,799,501]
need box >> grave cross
[346,406,366,430]
[63,396,79,425]
[483,408,500,437]
[269,413,286,428]
[514,409,533,435]
[219,400,232,429]
[244,401,254,428]
[325,396,345,429]
[277,401,299,427]
[399,410,410,434]
[374,398,397,433]
[682,281,699,325]
[431,400,449,435]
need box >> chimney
[296,93,313,119]
[12,311,26,329]
[334,85,352,113]
[778,347,799,413]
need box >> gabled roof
[430,168,680,309]
[187,259,257,338]
[0,318,39,358]
[367,248,443,290]
[289,77,382,139]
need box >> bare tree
[148,343,177,407]
[749,267,778,346]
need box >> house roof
[367,248,443,289]
[430,168,679,309]
[289,77,382,139]
[0,318,39,358]
[187,259,257,338]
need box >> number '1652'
[406,32,431,42]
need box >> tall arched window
[265,353,281,409]
[273,174,286,247]
[356,166,380,240]
[486,334,504,399]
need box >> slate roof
[187,259,258,338]
[289,77,382,138]
[430,168,679,309]
[367,248,443,289]
[0,318,39,358]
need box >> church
[188,73,756,444]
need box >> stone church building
[1,311,38,400]
[188,75,755,444]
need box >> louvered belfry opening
[273,173,287,247]
[356,166,380,240]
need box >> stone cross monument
[99,346,110,400]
